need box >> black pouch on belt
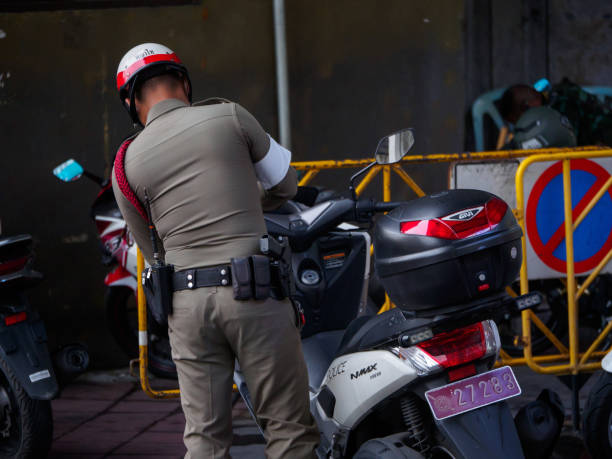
[231,257,252,300]
[250,255,270,300]
[142,263,174,326]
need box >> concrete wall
[487,0,612,87]
[471,1,612,99]
[465,0,612,149]
[286,0,464,194]
[0,0,610,366]
[0,1,280,366]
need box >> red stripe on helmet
[116,52,182,91]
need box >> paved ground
[48,369,264,459]
[48,366,596,458]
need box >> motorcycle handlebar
[374,201,402,212]
[83,171,106,187]
[352,199,402,223]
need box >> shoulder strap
[113,137,149,222]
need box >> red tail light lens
[5,311,27,326]
[400,197,508,240]
[0,257,28,276]
[484,197,508,225]
[416,323,486,368]
[447,363,477,382]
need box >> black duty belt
[172,265,232,292]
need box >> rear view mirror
[53,159,84,182]
[375,129,415,165]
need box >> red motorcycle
[53,159,176,378]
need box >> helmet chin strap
[184,74,193,104]
[127,73,142,126]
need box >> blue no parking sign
[526,159,612,274]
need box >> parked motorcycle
[0,232,58,458]
[52,160,176,378]
[583,351,612,459]
[235,129,546,458]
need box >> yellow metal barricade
[136,250,180,398]
[135,145,612,397]
[509,149,612,375]
[292,146,606,321]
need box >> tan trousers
[168,286,319,458]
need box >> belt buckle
[186,269,196,289]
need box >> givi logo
[442,206,484,222]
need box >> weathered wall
[286,0,464,194]
[488,0,612,87]
[0,0,465,367]
[548,0,612,85]
[0,1,279,366]
[465,0,612,149]
[1,0,610,367]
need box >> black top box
[373,189,522,313]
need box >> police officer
[112,43,318,458]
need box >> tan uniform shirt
[112,98,297,270]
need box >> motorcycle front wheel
[583,371,612,459]
[105,286,177,379]
[0,357,52,458]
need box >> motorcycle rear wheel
[583,371,612,459]
[353,433,426,458]
[0,356,52,458]
[105,286,177,379]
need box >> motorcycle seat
[301,312,401,391]
[335,309,432,357]
[335,314,379,356]
[301,330,345,391]
[265,200,308,215]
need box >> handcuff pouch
[142,263,174,326]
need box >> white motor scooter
[235,129,541,458]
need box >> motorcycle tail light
[397,321,500,377]
[398,345,442,376]
[416,322,486,369]
[5,311,27,326]
[0,257,28,276]
[481,319,501,359]
[447,363,477,382]
[400,197,508,240]
[484,197,508,226]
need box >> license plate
[425,366,521,420]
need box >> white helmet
[116,43,191,124]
